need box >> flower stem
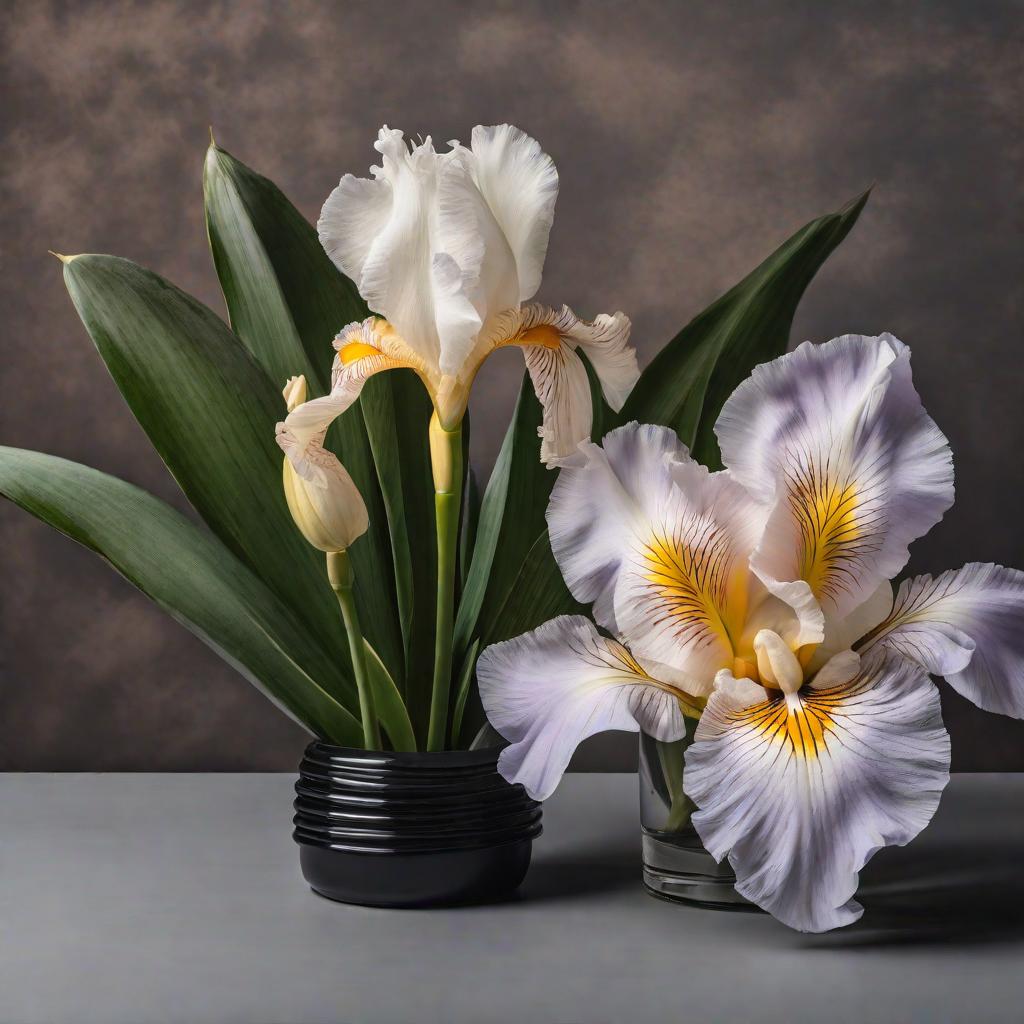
[426,414,464,752]
[656,715,700,833]
[664,786,695,833]
[327,549,381,750]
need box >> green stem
[664,786,695,833]
[327,549,381,750]
[426,415,464,751]
[656,715,699,833]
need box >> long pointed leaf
[203,143,406,683]
[0,447,362,745]
[451,639,480,748]
[363,640,418,753]
[621,190,870,465]
[459,468,480,590]
[357,370,436,713]
[453,378,552,661]
[60,253,344,654]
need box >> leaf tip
[842,186,873,219]
[208,125,217,148]
[47,250,77,265]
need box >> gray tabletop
[1,772,1022,1024]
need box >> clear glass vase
[639,724,751,907]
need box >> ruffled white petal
[433,148,519,376]
[477,615,688,801]
[318,124,562,381]
[716,334,954,622]
[317,173,392,291]
[319,129,431,362]
[546,422,696,633]
[685,653,950,932]
[859,563,1024,718]
[468,124,559,303]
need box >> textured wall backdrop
[2,0,1021,770]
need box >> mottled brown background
[2,0,1021,771]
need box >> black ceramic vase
[293,742,541,908]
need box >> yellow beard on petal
[642,533,737,656]
[731,689,844,760]
[517,324,562,350]
[338,341,382,365]
[790,473,861,601]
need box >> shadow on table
[521,834,640,904]
[807,837,1024,950]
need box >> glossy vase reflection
[639,725,751,908]
[294,742,541,908]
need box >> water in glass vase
[639,725,754,909]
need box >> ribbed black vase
[293,742,542,907]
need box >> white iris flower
[478,332,1024,933]
[282,124,638,469]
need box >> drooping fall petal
[685,652,950,932]
[478,615,690,801]
[858,562,1024,718]
[281,319,423,457]
[490,304,637,465]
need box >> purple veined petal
[859,562,1024,718]
[685,651,950,933]
[477,615,691,801]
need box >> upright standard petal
[612,454,768,693]
[320,129,433,363]
[715,334,954,623]
[858,563,1024,718]
[547,422,694,633]
[319,124,559,382]
[477,615,690,800]
[319,128,479,369]
[433,145,519,376]
[468,124,559,303]
[685,652,950,932]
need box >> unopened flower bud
[277,378,367,553]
